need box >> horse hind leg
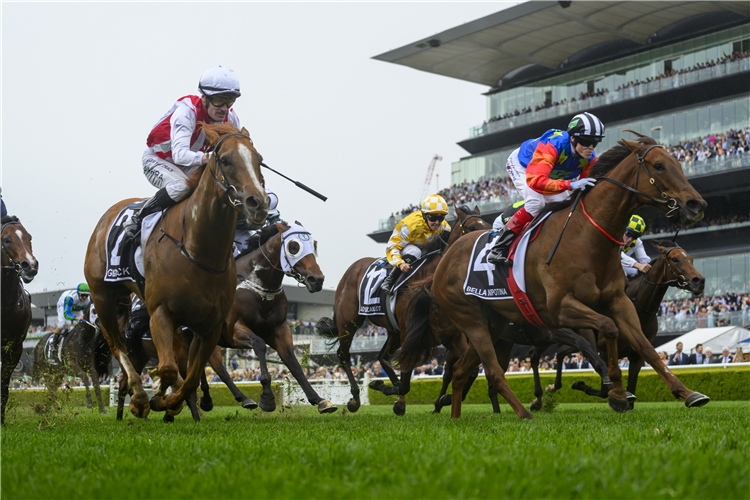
[208,342,257,410]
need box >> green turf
[2,401,748,500]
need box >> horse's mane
[456,205,479,216]
[650,238,682,250]
[186,122,244,190]
[235,223,282,260]
[541,131,658,216]
[1,215,19,225]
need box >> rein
[580,201,625,245]
[158,132,258,274]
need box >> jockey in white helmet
[124,65,244,239]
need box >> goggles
[425,213,446,223]
[625,230,640,239]
[79,293,90,300]
[206,94,237,109]
[576,136,601,148]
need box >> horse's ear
[473,205,480,214]
[295,220,302,226]
[240,127,253,144]
[621,140,642,154]
[313,240,318,256]
[275,221,289,233]
[202,122,221,148]
[650,240,666,253]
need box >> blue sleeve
[63,297,77,320]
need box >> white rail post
[109,376,117,407]
[362,370,370,406]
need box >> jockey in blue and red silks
[487,112,605,264]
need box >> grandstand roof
[373,1,750,88]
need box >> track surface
[2,402,748,499]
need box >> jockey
[621,215,652,278]
[0,187,6,218]
[124,65,243,239]
[234,187,281,256]
[49,283,91,355]
[381,195,451,294]
[487,112,605,264]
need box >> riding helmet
[626,215,646,238]
[199,65,241,97]
[421,195,448,215]
[568,112,605,140]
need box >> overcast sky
[2,2,517,294]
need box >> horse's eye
[654,162,664,171]
[2,237,10,244]
[289,241,300,255]
[220,156,230,167]
[672,257,679,263]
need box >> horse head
[651,239,705,297]
[455,205,490,235]
[1,215,39,283]
[202,123,269,226]
[619,132,707,224]
[277,221,324,293]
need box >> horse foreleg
[1,339,24,424]
[556,295,628,412]
[432,350,456,414]
[338,338,362,413]
[393,369,412,416]
[376,332,401,395]
[529,344,547,412]
[607,295,708,407]
[90,369,108,414]
[80,369,94,409]
[207,344,256,410]
[147,306,182,416]
[161,324,222,417]
[555,329,609,399]
[247,328,275,412]
[625,354,643,410]
[270,324,336,414]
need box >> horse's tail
[315,315,338,339]
[92,331,111,377]
[396,277,438,371]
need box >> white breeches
[507,148,570,217]
[142,152,195,202]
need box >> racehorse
[84,122,268,419]
[421,133,709,419]
[220,221,337,413]
[542,239,705,408]
[1,216,38,423]
[32,305,111,413]
[315,205,489,413]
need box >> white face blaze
[237,143,264,196]
[15,229,36,266]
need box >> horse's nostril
[307,276,316,284]
[20,262,30,270]
[687,198,706,212]
[246,196,259,209]
[693,277,705,286]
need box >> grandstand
[368,1,750,342]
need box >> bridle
[598,144,680,218]
[630,246,692,315]
[1,217,25,276]
[259,228,313,286]
[159,132,262,274]
[459,213,485,234]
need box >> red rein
[580,200,625,246]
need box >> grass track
[2,401,748,500]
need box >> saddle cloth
[103,202,162,289]
[464,213,553,328]
[357,257,426,317]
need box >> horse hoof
[259,398,276,413]
[438,394,452,408]
[166,401,185,417]
[200,398,214,412]
[347,398,361,413]
[131,400,150,419]
[571,380,587,391]
[241,398,258,410]
[608,396,630,413]
[544,384,556,393]
[685,392,710,408]
[626,392,637,403]
[317,400,338,414]
[163,414,175,423]
[368,380,385,391]
[393,402,406,416]
[519,409,534,420]
[529,399,542,412]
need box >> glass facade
[488,25,750,119]
[665,252,750,301]
[453,95,750,186]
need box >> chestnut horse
[217,221,337,413]
[315,205,488,412]
[426,133,708,420]
[84,123,268,419]
[1,216,38,423]
[545,239,705,408]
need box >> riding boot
[487,206,533,264]
[49,332,63,361]
[123,188,176,240]
[381,267,403,295]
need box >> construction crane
[418,154,442,203]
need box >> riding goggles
[206,94,237,109]
[576,136,602,148]
[625,230,640,239]
[425,213,446,223]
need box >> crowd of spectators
[659,341,749,366]
[657,292,750,331]
[482,50,749,128]
[388,126,749,226]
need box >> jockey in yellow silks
[381,195,451,294]
[621,215,652,278]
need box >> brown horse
[218,221,337,413]
[425,133,708,420]
[546,239,705,408]
[1,215,38,423]
[84,122,268,419]
[315,205,488,412]
[32,306,111,413]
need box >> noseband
[599,144,680,218]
